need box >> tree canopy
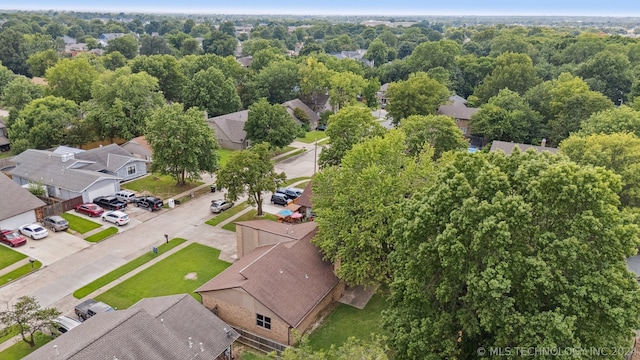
[0,295,60,348]
[385,72,449,126]
[182,66,241,117]
[244,98,298,149]
[45,57,100,103]
[400,114,468,158]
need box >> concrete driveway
[12,230,91,266]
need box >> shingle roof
[26,294,238,360]
[234,220,317,241]
[121,136,153,158]
[10,150,120,192]
[282,99,321,123]
[74,144,141,172]
[490,140,559,155]
[197,227,339,328]
[208,110,249,144]
[437,103,479,120]
[0,173,45,222]
[296,181,313,208]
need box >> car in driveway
[276,187,303,200]
[52,315,81,334]
[114,190,137,203]
[42,215,69,232]
[0,229,27,247]
[210,199,233,213]
[101,210,130,226]
[19,223,49,240]
[94,196,127,211]
[271,193,292,206]
[74,203,105,217]
[134,196,163,211]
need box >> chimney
[540,138,547,148]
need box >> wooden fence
[40,196,83,218]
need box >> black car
[276,187,303,200]
[271,193,292,206]
[93,196,127,211]
[135,196,164,211]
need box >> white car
[101,211,130,226]
[19,223,49,240]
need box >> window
[127,165,136,175]
[256,314,271,330]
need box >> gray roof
[437,102,479,120]
[448,95,468,104]
[121,136,153,158]
[74,144,141,172]
[490,140,559,155]
[627,255,640,280]
[282,99,321,124]
[10,149,120,192]
[208,110,249,144]
[0,173,46,221]
[26,294,238,360]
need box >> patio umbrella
[291,212,303,219]
[278,209,293,217]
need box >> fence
[233,327,288,356]
[40,196,83,218]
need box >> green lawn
[0,332,53,360]
[61,213,101,234]
[0,246,26,270]
[122,173,204,199]
[0,325,19,344]
[205,202,249,227]
[297,130,327,144]
[221,209,278,232]
[273,146,296,156]
[283,177,311,187]
[84,227,118,243]
[307,292,388,351]
[275,149,306,162]
[217,148,235,168]
[74,238,186,299]
[95,243,231,309]
[0,260,42,286]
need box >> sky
[1,0,640,17]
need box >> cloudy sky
[0,0,639,16]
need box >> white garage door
[85,181,118,203]
[0,211,37,231]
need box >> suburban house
[0,173,46,230]
[10,144,146,203]
[282,99,320,129]
[26,294,239,360]
[0,118,9,152]
[301,92,332,114]
[436,96,480,138]
[121,135,153,170]
[98,32,126,46]
[377,83,390,108]
[197,221,343,353]
[489,140,559,155]
[236,55,253,68]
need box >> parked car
[19,223,49,240]
[0,229,27,247]
[101,210,130,226]
[316,124,327,131]
[74,203,104,217]
[52,315,81,334]
[271,193,292,206]
[210,199,233,213]
[134,196,163,211]
[94,196,127,211]
[114,190,137,203]
[42,215,69,232]
[284,188,304,199]
[74,299,115,321]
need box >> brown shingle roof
[235,220,317,241]
[121,135,153,158]
[296,181,313,208]
[437,103,479,120]
[490,140,559,155]
[0,173,46,222]
[208,110,249,144]
[197,230,339,328]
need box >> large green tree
[244,98,297,149]
[0,29,28,75]
[146,103,219,186]
[26,49,59,77]
[0,296,60,348]
[105,34,138,59]
[400,114,468,158]
[328,71,366,113]
[318,105,386,168]
[579,105,640,137]
[1,75,44,110]
[45,57,99,103]
[182,67,241,117]
[472,52,540,105]
[299,57,331,111]
[384,150,640,359]
[245,60,299,105]
[385,72,449,126]
[130,55,186,102]
[216,142,286,216]
[576,50,633,105]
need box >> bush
[293,107,310,124]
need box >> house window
[127,165,136,175]
[256,314,271,330]
[460,127,467,135]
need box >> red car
[74,203,105,217]
[0,229,27,247]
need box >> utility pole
[314,138,318,174]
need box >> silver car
[42,216,69,232]
[101,211,130,226]
[210,199,233,213]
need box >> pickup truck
[74,299,115,321]
[93,196,127,211]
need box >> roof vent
[61,152,74,162]
[279,269,284,274]
[305,274,309,279]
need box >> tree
[0,62,16,98]
[579,105,640,137]
[0,296,60,348]
[105,34,138,59]
[101,51,128,71]
[314,130,429,285]
[470,88,543,143]
[179,54,246,83]
[182,67,241,117]
[318,105,386,168]
[0,29,28,75]
[26,49,59,77]
[576,50,633,105]
[365,39,389,67]
[361,77,381,109]
[202,30,236,57]
[385,150,640,359]
[216,142,286,216]
[328,71,366,113]
[244,98,297,149]
[219,21,236,37]
[472,52,540,105]
[130,55,186,102]
[400,114,468,158]
[1,75,44,110]
[407,39,461,73]
[299,57,331,112]
[561,132,640,207]
[146,103,219,186]
[139,34,174,56]
[249,48,285,72]
[246,60,299,105]
[385,72,449,126]
[45,57,99,103]
[281,336,388,360]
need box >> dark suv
[271,193,292,206]
[93,196,127,211]
[135,196,164,211]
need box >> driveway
[12,231,90,266]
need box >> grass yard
[74,238,186,299]
[0,260,42,286]
[275,149,306,162]
[307,292,389,351]
[0,246,26,270]
[217,148,235,168]
[84,227,118,243]
[283,177,311,187]
[122,173,203,199]
[205,202,249,227]
[0,332,53,360]
[61,213,101,234]
[95,243,230,309]
[297,130,327,144]
[273,146,296,156]
[0,325,19,344]
[221,209,278,232]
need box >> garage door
[85,181,117,203]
